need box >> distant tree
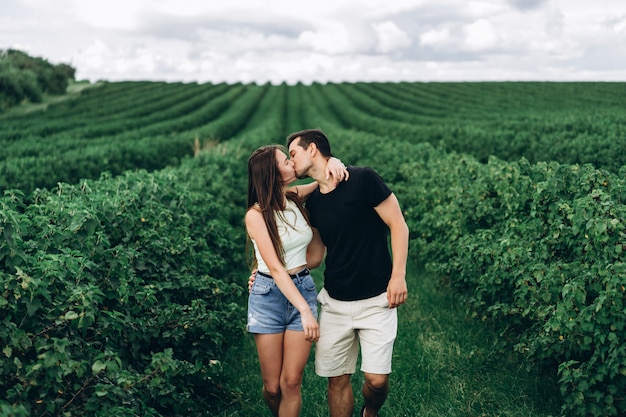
[56,62,76,80]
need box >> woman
[245,145,345,417]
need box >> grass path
[216,263,562,416]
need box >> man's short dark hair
[287,128,333,158]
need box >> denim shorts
[247,269,318,334]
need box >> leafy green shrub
[392,144,625,417]
[0,154,247,416]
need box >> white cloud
[70,0,151,30]
[613,18,626,34]
[373,21,412,53]
[79,39,110,70]
[3,0,626,83]
[298,22,356,54]
[462,19,499,51]
[419,27,452,48]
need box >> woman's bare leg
[278,330,313,416]
[255,333,285,416]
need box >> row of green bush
[374,141,624,417]
[0,84,269,194]
[3,81,626,194]
[0,146,249,416]
[318,82,626,173]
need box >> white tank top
[252,199,312,274]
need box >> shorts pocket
[302,276,317,292]
[250,281,271,295]
[316,287,328,305]
[376,292,390,308]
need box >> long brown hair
[246,145,310,269]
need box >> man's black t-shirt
[306,166,392,301]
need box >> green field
[1,81,624,416]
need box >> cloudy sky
[2,0,626,84]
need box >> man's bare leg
[328,374,353,417]
[361,373,389,417]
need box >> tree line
[0,49,76,111]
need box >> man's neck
[310,161,335,194]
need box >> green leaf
[92,360,107,373]
[2,346,12,358]
[64,311,79,321]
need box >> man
[287,129,409,417]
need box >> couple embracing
[245,129,409,417]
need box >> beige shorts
[315,287,397,377]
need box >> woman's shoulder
[246,204,262,218]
